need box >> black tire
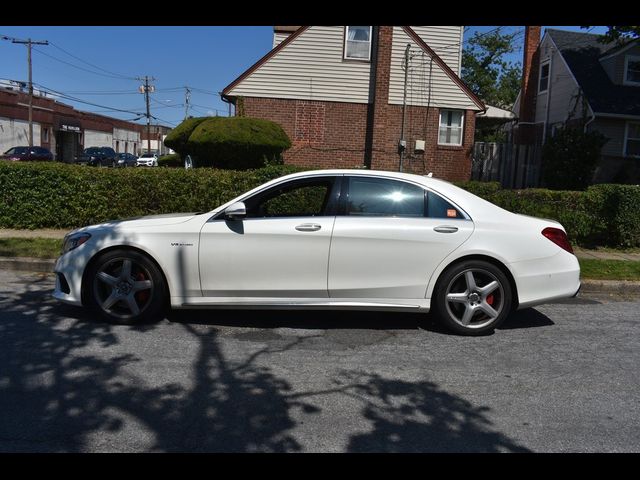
[85,249,167,325]
[432,260,512,336]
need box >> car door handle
[434,225,459,233]
[295,223,322,232]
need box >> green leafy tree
[462,29,522,109]
[581,26,640,44]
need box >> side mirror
[224,201,246,220]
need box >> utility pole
[3,36,49,147]
[138,76,155,153]
[399,43,411,172]
[184,87,191,120]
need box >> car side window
[346,177,425,217]
[244,178,335,218]
[427,191,463,219]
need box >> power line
[48,41,137,80]
[32,46,138,81]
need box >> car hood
[71,212,205,235]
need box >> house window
[438,110,464,146]
[42,127,49,143]
[539,62,550,93]
[344,26,372,61]
[625,122,640,157]
[624,55,640,85]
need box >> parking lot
[0,269,638,452]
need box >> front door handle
[434,225,459,234]
[295,223,322,232]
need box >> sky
[0,26,609,128]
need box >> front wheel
[432,260,512,336]
[85,249,167,324]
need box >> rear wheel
[432,260,512,335]
[85,249,166,324]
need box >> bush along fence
[1,162,638,248]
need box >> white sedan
[136,153,158,167]
[53,169,580,335]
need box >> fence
[471,142,542,189]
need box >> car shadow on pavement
[498,308,555,330]
[0,276,530,452]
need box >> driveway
[0,270,638,452]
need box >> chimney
[518,26,541,142]
[368,26,394,170]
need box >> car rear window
[427,191,463,219]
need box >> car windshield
[84,148,100,154]
[5,147,28,155]
[140,154,154,158]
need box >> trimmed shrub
[158,154,183,168]
[187,117,291,170]
[164,116,291,170]
[163,117,208,156]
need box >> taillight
[542,227,574,254]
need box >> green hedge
[0,162,638,247]
[0,162,302,230]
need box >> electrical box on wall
[414,140,425,152]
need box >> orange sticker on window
[447,209,457,218]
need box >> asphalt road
[1,270,638,453]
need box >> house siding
[388,27,479,110]
[409,26,463,75]
[534,35,587,128]
[227,26,373,104]
[590,118,626,157]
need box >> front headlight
[62,233,91,254]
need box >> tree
[581,26,640,44]
[462,28,522,110]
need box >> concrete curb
[0,256,57,273]
[2,256,640,296]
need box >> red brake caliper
[486,294,494,306]
[135,272,150,304]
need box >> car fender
[424,244,516,300]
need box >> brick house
[221,26,485,180]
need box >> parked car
[116,152,138,168]
[76,147,118,167]
[137,153,158,167]
[53,169,581,335]
[1,146,53,162]
[54,170,582,335]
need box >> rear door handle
[434,225,458,233]
[296,223,322,232]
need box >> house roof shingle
[546,29,640,117]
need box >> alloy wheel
[92,257,154,320]
[444,268,505,330]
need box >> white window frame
[624,121,640,158]
[623,55,640,86]
[438,109,465,146]
[344,26,373,61]
[538,61,550,94]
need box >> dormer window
[624,55,640,86]
[344,26,372,61]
